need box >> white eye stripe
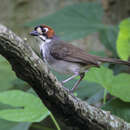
[37,27,43,34]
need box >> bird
[30,24,130,92]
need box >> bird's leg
[61,73,79,92]
[61,73,79,84]
[70,72,85,93]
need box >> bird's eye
[43,27,48,33]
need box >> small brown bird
[30,25,130,92]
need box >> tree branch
[0,24,129,130]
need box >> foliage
[85,66,130,102]
[0,55,17,91]
[25,2,104,41]
[117,18,130,60]
[0,90,49,122]
[0,1,130,129]
[99,26,118,57]
[102,98,130,122]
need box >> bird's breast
[40,42,83,74]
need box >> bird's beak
[30,30,39,36]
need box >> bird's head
[30,25,55,42]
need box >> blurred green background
[0,0,130,130]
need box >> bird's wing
[50,41,100,67]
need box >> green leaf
[0,119,31,130]
[85,66,113,87]
[102,98,130,122]
[0,90,50,122]
[85,66,130,102]
[99,26,118,57]
[77,82,104,102]
[0,55,29,91]
[0,55,7,62]
[0,55,18,91]
[11,78,30,90]
[117,18,130,60]
[25,2,104,41]
[87,89,104,104]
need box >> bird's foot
[61,82,78,100]
[61,85,78,100]
[68,89,75,93]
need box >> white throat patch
[39,35,51,43]
[39,35,52,52]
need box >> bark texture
[0,24,130,130]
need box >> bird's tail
[98,57,130,66]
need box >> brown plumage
[42,25,55,38]
[50,41,130,68]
